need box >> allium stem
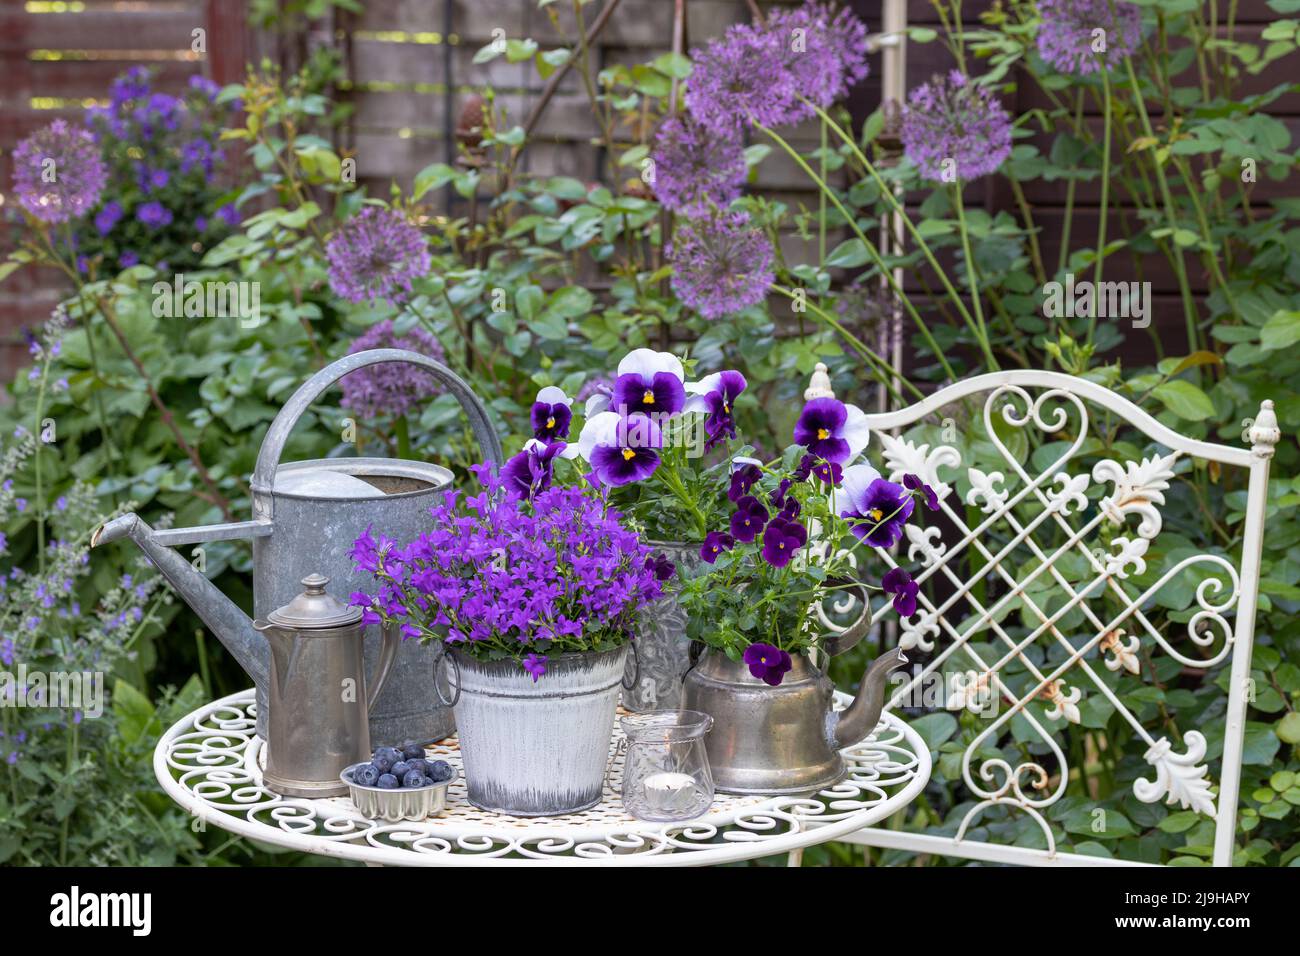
[754,121,958,381]
[1088,64,1114,348]
[951,184,998,370]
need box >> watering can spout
[92,513,270,689]
[833,646,909,749]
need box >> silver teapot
[682,645,908,794]
[254,573,398,798]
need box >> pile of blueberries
[351,741,454,790]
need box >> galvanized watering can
[91,348,502,745]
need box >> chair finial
[805,362,835,401]
[1247,399,1281,459]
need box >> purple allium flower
[11,120,108,223]
[882,566,920,617]
[840,464,914,548]
[500,439,574,499]
[766,1,871,109]
[522,653,548,682]
[610,349,686,418]
[577,411,663,486]
[339,320,447,419]
[531,386,573,441]
[730,494,769,543]
[326,205,431,304]
[685,23,798,134]
[728,458,763,503]
[901,71,1013,183]
[1037,0,1141,75]
[94,200,123,236]
[793,397,870,465]
[700,531,735,564]
[743,642,793,686]
[761,515,807,568]
[669,212,774,320]
[903,472,940,510]
[685,370,746,448]
[136,200,172,229]
[650,113,746,216]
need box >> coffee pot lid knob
[266,572,362,629]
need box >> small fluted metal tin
[340,763,456,822]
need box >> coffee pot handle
[249,348,504,517]
[366,622,401,715]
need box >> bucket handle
[433,647,461,708]
[249,348,504,516]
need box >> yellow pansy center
[622,448,636,461]
[546,416,556,429]
[817,427,831,440]
[868,508,884,521]
[642,388,655,404]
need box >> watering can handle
[250,348,503,509]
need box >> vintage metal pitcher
[254,573,397,798]
[91,348,502,745]
[682,643,908,795]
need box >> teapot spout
[832,646,908,748]
[92,514,269,689]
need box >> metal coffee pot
[91,349,502,745]
[254,573,397,798]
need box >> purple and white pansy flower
[610,348,686,418]
[685,369,747,447]
[839,463,914,548]
[500,438,578,499]
[793,397,871,465]
[531,386,573,442]
[577,411,664,486]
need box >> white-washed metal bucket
[446,646,629,816]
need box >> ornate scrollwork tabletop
[155,689,930,867]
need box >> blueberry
[374,745,401,764]
[391,761,411,780]
[377,773,399,789]
[401,741,425,761]
[405,758,429,777]
[401,769,425,788]
[428,759,453,782]
[353,765,379,787]
[371,753,395,774]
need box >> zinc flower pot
[448,645,629,816]
[623,540,701,712]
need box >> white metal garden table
[155,688,931,866]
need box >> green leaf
[413,162,456,201]
[824,238,872,269]
[910,712,957,750]
[1260,310,1300,351]
[1159,811,1201,833]
[1243,721,1282,764]
[652,52,693,79]
[1277,711,1300,744]
[1152,380,1216,421]
[515,285,544,321]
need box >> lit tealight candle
[643,771,696,812]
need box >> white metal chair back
[829,370,1279,867]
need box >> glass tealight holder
[618,710,715,823]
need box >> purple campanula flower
[840,464,914,548]
[522,653,548,682]
[668,212,774,320]
[136,200,172,229]
[11,120,108,223]
[903,473,940,510]
[339,320,447,419]
[94,200,123,236]
[326,205,431,304]
[1037,0,1141,76]
[578,411,663,486]
[761,516,807,568]
[743,642,793,686]
[531,386,573,441]
[500,439,575,499]
[610,349,686,418]
[901,71,1013,183]
[793,397,870,465]
[650,113,746,216]
[882,566,920,618]
[728,458,763,503]
[730,494,769,543]
[685,369,747,448]
[700,531,736,564]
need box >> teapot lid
[266,573,363,629]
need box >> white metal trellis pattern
[836,371,1279,868]
[155,690,930,867]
